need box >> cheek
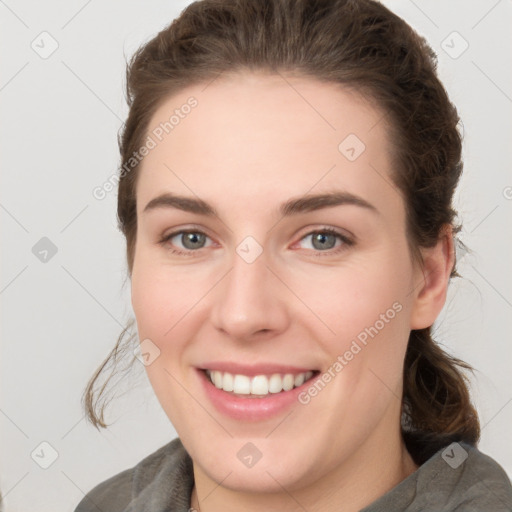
[298,256,413,343]
[130,251,216,396]
[298,255,413,396]
[131,273,168,338]
[131,262,202,420]
[131,252,198,339]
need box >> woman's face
[131,72,429,493]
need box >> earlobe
[410,225,455,330]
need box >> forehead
[136,72,401,219]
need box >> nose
[210,247,290,341]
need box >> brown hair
[84,0,480,462]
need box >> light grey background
[1,1,511,511]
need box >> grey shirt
[74,437,512,511]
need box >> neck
[190,426,418,512]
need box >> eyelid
[160,223,212,241]
[293,224,354,244]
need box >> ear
[410,224,455,330]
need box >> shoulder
[423,442,512,510]
[364,441,512,511]
[422,442,512,508]
[74,437,194,512]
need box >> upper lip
[198,362,318,376]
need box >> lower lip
[196,369,317,421]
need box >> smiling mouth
[202,369,319,398]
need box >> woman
[75,0,512,510]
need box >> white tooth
[268,374,283,393]
[209,369,313,395]
[233,374,251,394]
[222,372,234,392]
[213,371,223,389]
[251,375,269,395]
[282,373,294,391]
[294,373,305,387]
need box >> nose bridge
[210,241,288,338]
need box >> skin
[131,71,454,512]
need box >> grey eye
[183,232,206,249]
[310,232,338,250]
[173,232,208,250]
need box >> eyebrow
[142,191,379,217]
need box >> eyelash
[158,226,354,258]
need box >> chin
[201,458,312,494]
[190,436,323,494]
